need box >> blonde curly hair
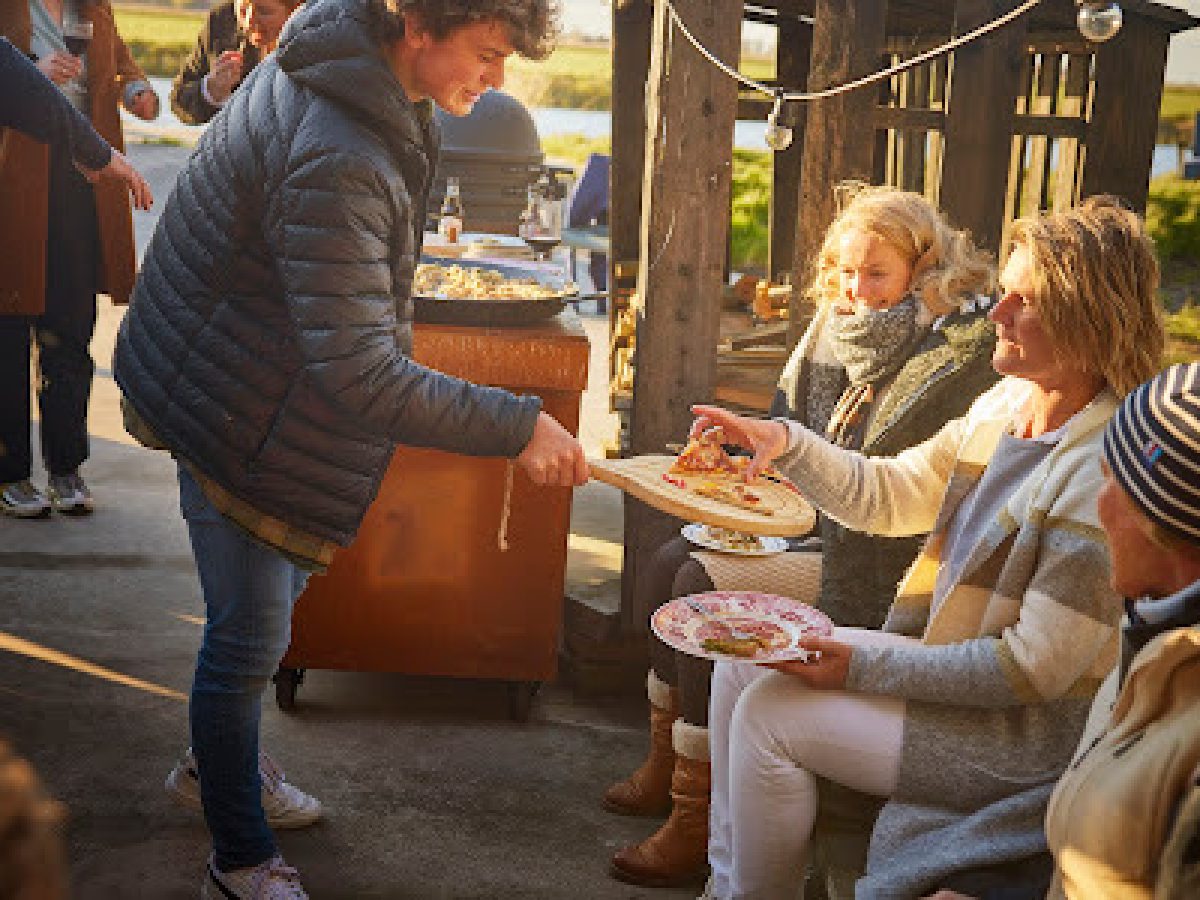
[1005,195,1164,398]
[806,182,995,317]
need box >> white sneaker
[202,853,307,899]
[166,749,322,830]
[46,472,94,515]
[0,480,51,518]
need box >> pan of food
[412,257,577,327]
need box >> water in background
[134,77,1183,177]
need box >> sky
[562,0,1200,84]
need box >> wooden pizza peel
[588,455,815,538]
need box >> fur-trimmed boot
[609,720,710,887]
[602,670,679,817]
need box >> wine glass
[63,19,93,57]
[520,185,562,262]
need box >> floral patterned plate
[651,591,834,663]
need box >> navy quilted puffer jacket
[113,0,542,545]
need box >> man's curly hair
[370,0,560,60]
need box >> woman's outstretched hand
[80,149,153,210]
[689,405,790,480]
[764,636,852,690]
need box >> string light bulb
[1076,1,1123,43]
[764,92,793,152]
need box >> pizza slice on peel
[669,427,739,475]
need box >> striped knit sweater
[775,377,1122,899]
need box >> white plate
[681,523,788,556]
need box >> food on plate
[413,263,562,300]
[701,526,764,552]
[700,636,767,658]
[696,616,788,658]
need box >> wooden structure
[279,317,589,722]
[609,0,1199,630]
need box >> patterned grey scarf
[831,295,927,386]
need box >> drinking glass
[63,20,93,57]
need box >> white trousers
[708,627,917,900]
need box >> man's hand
[128,88,159,121]
[764,636,852,690]
[205,50,244,104]
[689,404,790,480]
[78,150,153,210]
[516,411,588,487]
[36,50,81,85]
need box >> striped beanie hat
[1103,362,1200,542]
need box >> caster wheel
[273,667,304,712]
[507,680,541,722]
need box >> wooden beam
[1080,12,1171,212]
[939,0,1029,253]
[769,14,812,282]
[786,0,888,346]
[897,63,930,193]
[609,0,652,280]
[631,0,741,455]
[622,0,743,632]
[1052,52,1090,211]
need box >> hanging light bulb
[764,91,793,152]
[1076,1,1123,43]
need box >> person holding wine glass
[0,0,158,518]
[0,36,152,210]
[170,0,303,126]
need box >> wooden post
[610,0,654,282]
[621,0,742,632]
[1021,53,1060,217]
[939,0,1029,254]
[1053,53,1090,211]
[897,64,930,193]
[1081,12,1171,212]
[768,14,812,283]
[786,0,888,347]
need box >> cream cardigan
[776,377,1123,897]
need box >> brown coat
[0,0,144,315]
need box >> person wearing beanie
[1041,362,1200,899]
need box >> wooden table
[276,314,590,720]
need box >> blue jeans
[178,464,309,871]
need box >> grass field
[113,5,203,45]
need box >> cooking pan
[413,256,576,327]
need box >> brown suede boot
[609,720,710,887]
[602,670,679,817]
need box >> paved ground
[0,142,693,898]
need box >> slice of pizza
[670,428,738,475]
[692,481,774,516]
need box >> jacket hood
[275,0,434,155]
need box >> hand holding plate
[764,635,851,690]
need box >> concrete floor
[0,143,694,898]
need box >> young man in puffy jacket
[113,1,578,896]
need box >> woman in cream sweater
[691,197,1166,899]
